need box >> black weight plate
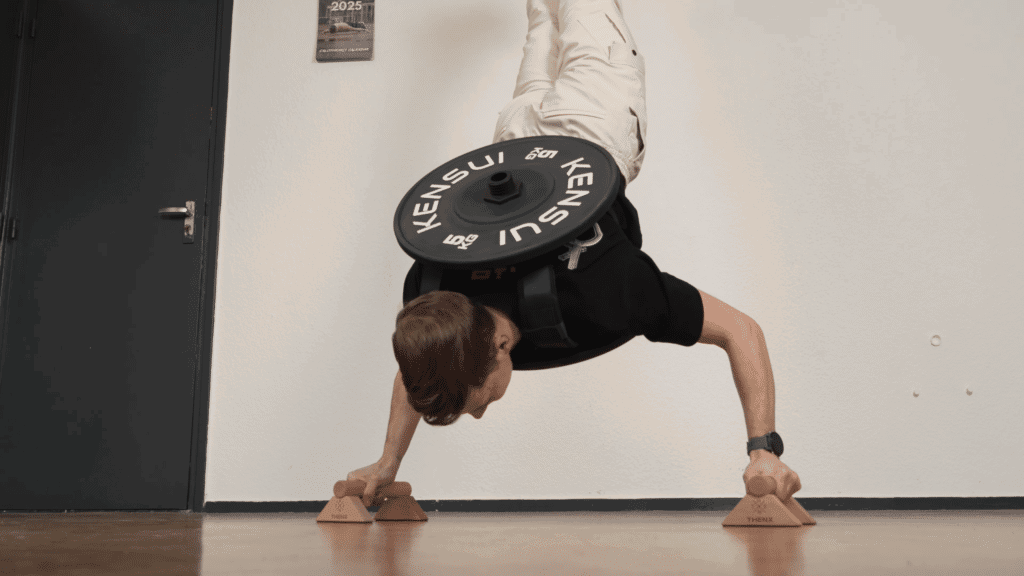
[394,136,621,269]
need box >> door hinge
[8,217,17,240]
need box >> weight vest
[397,136,642,353]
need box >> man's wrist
[747,431,783,457]
[749,448,774,459]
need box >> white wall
[205,0,1024,503]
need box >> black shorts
[555,205,705,349]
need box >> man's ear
[498,334,514,352]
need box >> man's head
[392,291,520,425]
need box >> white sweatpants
[493,0,648,184]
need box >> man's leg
[513,0,559,99]
[495,0,648,183]
[547,0,643,105]
[541,0,648,183]
[493,0,559,143]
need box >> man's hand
[743,450,802,501]
[346,459,399,507]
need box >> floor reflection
[318,520,426,576]
[724,524,813,576]
[4,509,1021,576]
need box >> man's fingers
[780,475,801,500]
[363,480,379,506]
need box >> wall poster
[316,0,375,62]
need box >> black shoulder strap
[616,181,643,249]
[518,265,578,349]
[415,262,577,349]
[418,262,443,296]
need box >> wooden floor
[1,510,1022,575]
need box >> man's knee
[696,289,759,350]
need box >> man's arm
[380,370,420,470]
[726,322,802,501]
[696,289,801,500]
[725,321,775,442]
[348,371,422,505]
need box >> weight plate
[394,136,621,269]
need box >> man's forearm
[725,324,776,443]
[380,371,421,469]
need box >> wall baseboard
[201,497,1024,514]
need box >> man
[347,0,802,508]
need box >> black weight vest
[409,177,643,370]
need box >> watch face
[770,432,784,456]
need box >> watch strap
[746,432,782,456]
[747,435,771,455]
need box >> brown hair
[392,291,499,426]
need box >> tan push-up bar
[317,480,428,523]
[317,476,814,525]
[722,476,816,527]
[333,480,412,503]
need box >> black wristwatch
[747,431,783,457]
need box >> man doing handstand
[347,0,803,507]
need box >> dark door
[0,0,219,510]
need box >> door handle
[157,200,195,244]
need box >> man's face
[464,311,518,419]
[467,350,513,419]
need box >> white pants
[493,0,648,184]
